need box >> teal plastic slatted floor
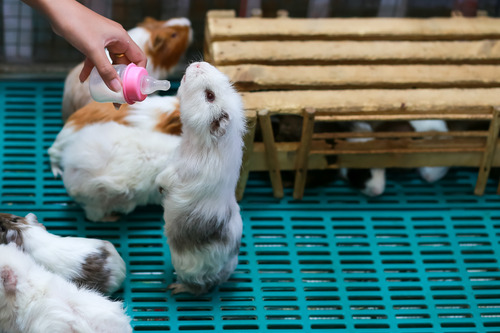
[2,81,500,332]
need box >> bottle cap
[122,63,148,104]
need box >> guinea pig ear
[150,33,167,53]
[24,213,46,230]
[1,267,17,296]
[5,230,23,247]
[210,111,230,138]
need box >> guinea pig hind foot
[167,283,191,295]
[100,213,121,222]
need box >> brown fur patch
[0,213,27,247]
[67,102,129,131]
[154,103,182,135]
[73,246,111,294]
[139,17,191,72]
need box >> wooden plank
[211,40,500,66]
[236,111,257,201]
[293,108,316,200]
[313,130,489,140]
[220,65,500,91]
[258,110,284,198]
[206,15,500,42]
[247,142,500,171]
[475,107,500,195]
[240,88,500,115]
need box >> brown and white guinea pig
[0,243,132,333]
[0,212,125,294]
[61,16,193,122]
[49,95,182,222]
[155,62,246,295]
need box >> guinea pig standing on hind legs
[156,62,246,295]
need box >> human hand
[23,0,147,92]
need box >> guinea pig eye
[0,225,5,233]
[205,90,215,103]
[171,32,177,38]
[159,186,164,194]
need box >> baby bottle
[89,63,171,104]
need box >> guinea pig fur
[155,62,246,295]
[340,122,386,197]
[49,96,182,222]
[0,243,132,333]
[61,17,193,122]
[0,213,126,294]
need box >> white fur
[363,168,386,197]
[11,213,126,294]
[49,97,182,222]
[0,243,132,333]
[410,120,450,183]
[344,122,387,196]
[156,62,246,294]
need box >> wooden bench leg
[475,106,500,195]
[293,108,316,200]
[236,111,257,201]
[258,109,284,198]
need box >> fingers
[108,37,147,68]
[79,58,94,83]
[87,46,122,92]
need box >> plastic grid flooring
[2,81,500,332]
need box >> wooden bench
[204,10,500,200]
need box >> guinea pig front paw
[51,164,63,178]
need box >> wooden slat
[211,40,500,66]
[236,111,257,201]
[313,136,486,154]
[247,142,500,171]
[476,107,500,195]
[293,108,316,199]
[241,88,500,115]
[207,14,500,41]
[221,65,500,91]
[313,130,489,140]
[258,110,284,198]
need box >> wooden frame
[205,10,500,199]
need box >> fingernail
[110,78,122,92]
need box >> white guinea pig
[49,96,182,222]
[61,17,193,122]
[0,243,132,333]
[0,212,125,294]
[156,62,246,295]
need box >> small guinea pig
[61,16,193,122]
[409,120,450,183]
[0,243,132,333]
[0,212,125,294]
[156,62,246,295]
[340,122,386,197]
[49,96,182,222]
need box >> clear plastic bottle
[89,63,171,104]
